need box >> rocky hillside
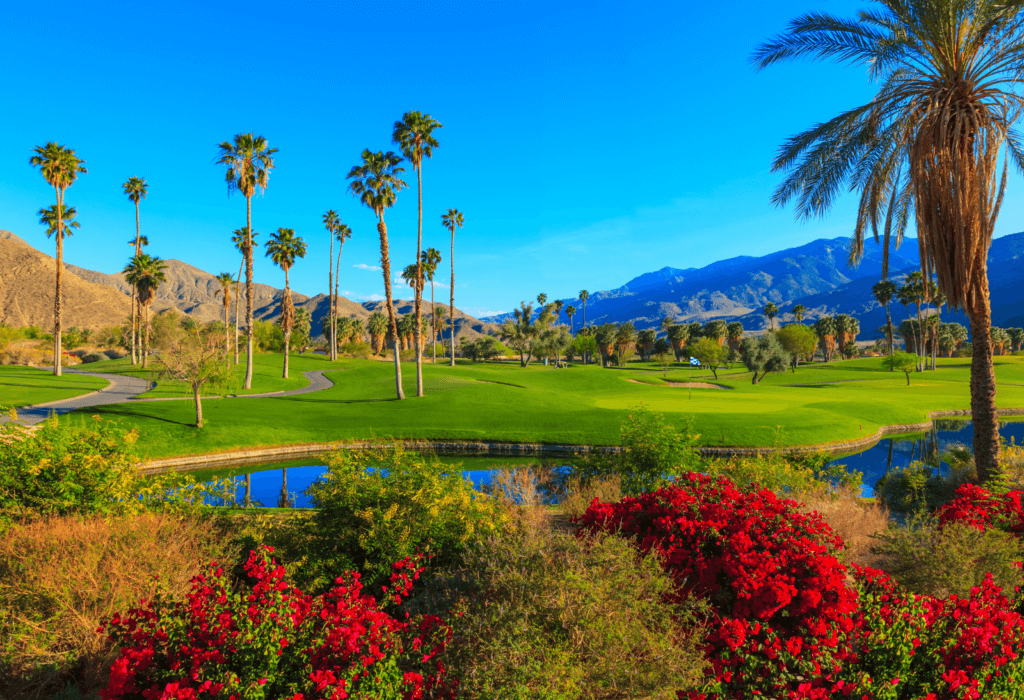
[0,230,132,329]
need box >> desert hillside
[0,230,133,330]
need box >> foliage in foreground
[0,513,236,699]
[99,547,454,700]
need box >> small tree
[883,351,919,386]
[690,337,726,379]
[776,324,817,370]
[156,326,232,427]
[741,333,790,385]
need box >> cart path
[10,368,337,426]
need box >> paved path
[11,368,337,426]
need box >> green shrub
[706,451,863,495]
[103,349,124,360]
[874,459,974,519]
[0,414,241,526]
[296,445,508,592]
[570,406,700,495]
[80,353,105,364]
[871,515,1024,599]
[338,340,372,358]
[422,523,709,700]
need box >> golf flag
[689,357,700,366]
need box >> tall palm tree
[566,305,576,334]
[873,280,898,362]
[578,290,591,330]
[433,306,447,356]
[442,208,464,367]
[422,247,443,362]
[813,316,837,363]
[30,142,87,376]
[323,210,342,361]
[122,177,149,365]
[763,302,778,331]
[367,311,388,355]
[215,272,234,361]
[216,133,277,389]
[393,111,442,396]
[754,0,1024,480]
[899,272,927,371]
[334,223,352,357]
[123,254,166,369]
[792,304,806,324]
[230,228,257,366]
[348,149,407,399]
[265,228,308,379]
[726,321,744,354]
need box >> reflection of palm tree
[278,467,291,508]
[30,141,87,376]
[216,133,278,389]
[348,150,407,399]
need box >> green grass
[82,352,332,398]
[70,353,1024,460]
[0,366,109,407]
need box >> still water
[198,420,1024,507]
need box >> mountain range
[482,233,1024,337]
[0,230,496,341]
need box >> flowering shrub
[575,473,859,698]
[935,484,1024,538]
[99,546,454,700]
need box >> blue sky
[3,0,1023,319]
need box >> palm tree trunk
[283,268,291,380]
[143,304,151,369]
[224,300,230,363]
[449,225,456,368]
[885,302,894,368]
[234,259,243,366]
[378,219,405,400]
[414,165,424,397]
[244,197,254,390]
[193,386,203,428]
[334,238,344,361]
[431,282,436,363]
[132,201,141,365]
[915,302,924,372]
[53,186,64,377]
[328,226,335,362]
[968,274,1001,483]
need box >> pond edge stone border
[138,407,1024,475]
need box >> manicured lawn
[0,366,109,407]
[82,352,334,398]
[73,354,1024,459]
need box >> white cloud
[339,289,385,302]
[353,263,381,271]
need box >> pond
[195,419,1024,506]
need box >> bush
[795,484,888,568]
[297,446,508,592]
[338,340,372,358]
[874,458,975,519]
[100,546,455,700]
[0,513,235,699]
[81,353,105,364]
[705,450,863,495]
[570,406,700,496]
[577,474,858,699]
[428,524,708,700]
[103,349,125,360]
[0,416,242,525]
[871,514,1024,599]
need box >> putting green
[0,366,109,407]
[66,354,1024,460]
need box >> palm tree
[754,0,1024,480]
[578,290,590,330]
[348,318,365,345]
[334,223,353,358]
[367,311,388,355]
[813,316,837,362]
[637,328,657,361]
[566,305,576,334]
[123,254,166,369]
[726,322,744,354]
[216,133,278,390]
[442,208,464,367]
[703,320,728,346]
[348,149,407,399]
[265,228,308,379]
[215,272,234,361]
[873,280,898,362]
[615,322,637,366]
[433,306,448,357]
[230,228,257,366]
[323,210,342,361]
[393,111,442,396]
[898,273,927,371]
[792,304,806,324]
[421,247,443,362]
[762,302,778,331]
[30,142,87,376]
[122,177,149,365]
